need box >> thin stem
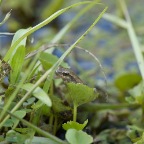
[141,105,144,122]
[53,115,58,135]
[102,13,128,29]
[0,32,15,35]
[119,0,144,79]
[49,114,54,126]
[73,103,77,122]
[80,103,140,112]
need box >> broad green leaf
[11,110,26,129]
[39,52,68,70]
[14,128,33,134]
[125,96,135,103]
[31,100,51,116]
[128,81,144,104]
[22,83,52,107]
[31,100,44,110]
[66,129,93,144]
[8,28,30,62]
[40,104,51,116]
[11,29,29,47]
[6,130,31,144]
[3,119,14,127]
[52,95,70,113]
[10,45,25,84]
[23,97,36,107]
[39,52,59,70]
[28,136,59,144]
[115,73,141,92]
[63,119,88,130]
[129,81,144,97]
[66,83,98,106]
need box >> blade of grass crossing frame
[4,1,96,62]
[50,0,101,46]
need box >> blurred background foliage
[0,0,144,93]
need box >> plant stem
[141,105,144,122]
[80,103,140,112]
[49,114,54,126]
[73,103,77,122]
[53,115,58,135]
[119,0,144,80]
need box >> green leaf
[15,128,33,134]
[63,119,88,131]
[52,95,70,113]
[22,83,52,107]
[39,52,68,70]
[29,136,59,144]
[125,96,135,103]
[11,110,26,129]
[11,29,29,48]
[3,119,14,127]
[39,52,59,70]
[31,100,51,116]
[114,73,141,92]
[66,129,93,144]
[23,97,36,107]
[6,130,27,143]
[5,28,30,62]
[26,64,40,82]
[128,81,144,104]
[31,100,44,110]
[66,83,98,106]
[10,45,25,84]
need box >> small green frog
[55,66,108,101]
[55,66,83,84]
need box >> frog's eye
[62,72,70,76]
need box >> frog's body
[55,66,108,101]
[55,66,83,84]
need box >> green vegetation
[0,0,144,144]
